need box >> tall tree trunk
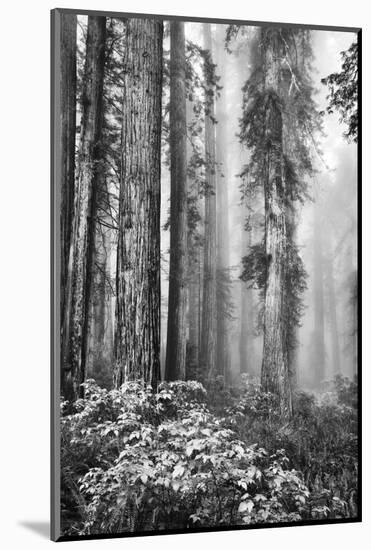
[237,51,256,379]
[312,196,326,387]
[351,267,358,376]
[200,23,217,380]
[286,208,299,389]
[240,224,256,375]
[187,256,200,375]
[325,237,341,376]
[165,21,188,381]
[186,98,201,378]
[60,13,77,390]
[88,211,113,387]
[62,16,106,401]
[215,28,231,382]
[260,30,292,418]
[114,19,163,388]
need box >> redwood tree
[114,18,163,388]
[215,26,231,381]
[200,23,217,380]
[312,195,326,387]
[62,16,106,401]
[165,21,188,381]
[258,31,292,417]
[238,27,320,416]
[60,12,77,364]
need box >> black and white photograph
[51,8,360,541]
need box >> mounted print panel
[51,8,361,542]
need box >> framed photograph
[51,8,361,542]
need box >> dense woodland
[58,12,359,536]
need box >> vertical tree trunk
[312,197,326,386]
[260,31,292,418]
[286,209,299,389]
[237,51,256,379]
[187,259,200,374]
[62,16,106,401]
[60,13,77,388]
[239,224,256,375]
[346,243,357,376]
[165,21,188,381]
[186,97,201,378]
[215,28,231,382]
[239,280,249,375]
[88,212,114,387]
[114,19,163,388]
[325,239,341,376]
[200,23,217,380]
[351,268,358,376]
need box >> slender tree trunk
[114,19,163,388]
[325,240,341,376]
[237,51,256,379]
[187,262,200,374]
[239,280,248,375]
[186,98,201,378]
[215,29,231,382]
[260,31,292,418]
[88,213,113,386]
[200,23,217,380]
[60,13,77,392]
[312,196,326,387]
[165,21,188,381]
[345,243,357,376]
[62,16,106,401]
[240,224,256,375]
[351,268,358,376]
[286,209,299,389]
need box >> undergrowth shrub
[221,374,358,520]
[61,380,309,535]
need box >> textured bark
[186,101,201,376]
[260,31,293,418]
[237,54,256,379]
[165,22,188,381]
[114,19,163,388]
[286,208,299,389]
[200,23,217,379]
[239,226,256,375]
[60,13,77,370]
[187,260,200,372]
[62,16,106,401]
[312,198,326,386]
[215,28,231,382]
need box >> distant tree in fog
[238,28,320,416]
[200,23,217,380]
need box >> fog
[160,24,357,388]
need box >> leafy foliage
[321,42,358,143]
[61,377,357,535]
[222,375,358,520]
[240,233,307,342]
[236,28,321,359]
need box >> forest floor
[60,375,358,536]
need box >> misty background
[159,25,357,387]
